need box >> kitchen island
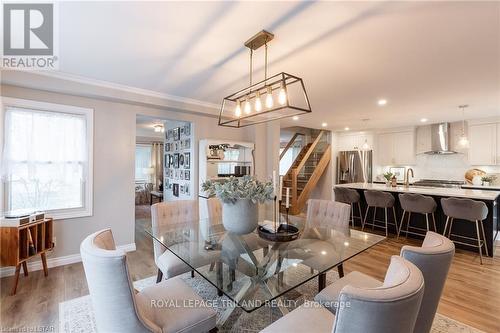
[335,183,499,256]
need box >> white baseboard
[0,243,136,278]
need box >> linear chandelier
[218,30,312,128]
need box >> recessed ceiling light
[344,127,350,131]
[377,99,387,106]
[420,118,428,123]
[322,122,328,127]
[292,116,299,121]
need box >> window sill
[46,206,92,220]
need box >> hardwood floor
[1,206,499,332]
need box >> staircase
[280,130,331,215]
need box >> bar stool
[362,190,398,237]
[334,187,363,227]
[441,197,489,264]
[398,193,437,239]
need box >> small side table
[150,191,164,205]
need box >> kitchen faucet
[404,168,414,187]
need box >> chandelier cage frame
[218,30,312,128]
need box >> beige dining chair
[261,256,424,333]
[80,229,216,333]
[151,200,198,282]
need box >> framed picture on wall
[180,170,184,180]
[389,167,406,182]
[179,154,184,167]
[173,183,179,197]
[184,124,191,136]
[185,184,190,195]
[173,153,179,168]
[174,127,181,141]
[184,170,190,180]
[184,153,190,168]
[180,185,185,194]
[165,178,170,189]
[183,138,191,149]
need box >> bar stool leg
[447,218,454,238]
[392,207,398,235]
[475,220,484,265]
[384,208,388,237]
[398,211,406,239]
[479,219,489,257]
[350,204,355,227]
[405,212,412,238]
[443,216,450,236]
[432,213,437,232]
[358,203,363,227]
[425,214,430,233]
[372,207,377,230]
[362,206,370,230]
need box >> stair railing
[280,133,305,160]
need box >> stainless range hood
[424,123,458,155]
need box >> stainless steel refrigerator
[337,150,373,184]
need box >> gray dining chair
[261,256,424,333]
[401,231,455,333]
[81,229,216,333]
[151,200,198,282]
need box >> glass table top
[145,208,385,313]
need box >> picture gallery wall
[164,120,193,200]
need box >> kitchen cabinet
[336,133,373,151]
[468,123,497,165]
[497,124,500,164]
[377,130,415,166]
[416,126,431,154]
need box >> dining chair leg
[372,207,377,230]
[191,270,195,278]
[216,261,223,296]
[337,264,344,278]
[318,272,327,292]
[209,262,215,271]
[397,211,406,239]
[432,213,437,232]
[479,219,489,257]
[384,208,388,237]
[156,269,163,283]
[475,220,483,265]
[310,267,314,274]
[406,212,412,238]
[443,216,450,236]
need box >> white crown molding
[1,70,220,115]
[0,243,136,278]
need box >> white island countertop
[336,183,500,201]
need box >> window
[135,144,152,182]
[1,98,93,219]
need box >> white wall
[1,84,254,262]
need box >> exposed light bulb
[362,139,371,150]
[278,81,287,105]
[255,91,262,112]
[244,97,251,114]
[458,134,469,148]
[292,116,299,121]
[234,100,242,117]
[265,86,273,108]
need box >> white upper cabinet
[497,124,500,164]
[394,131,416,165]
[416,126,431,154]
[468,123,497,165]
[377,130,416,166]
[336,133,373,151]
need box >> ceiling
[23,1,500,130]
[136,116,165,138]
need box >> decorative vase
[483,181,490,187]
[222,199,258,235]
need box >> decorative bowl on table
[258,223,301,242]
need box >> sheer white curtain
[2,107,88,212]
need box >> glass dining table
[145,207,385,324]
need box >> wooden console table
[0,218,54,295]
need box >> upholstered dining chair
[315,231,454,333]
[400,231,455,333]
[261,256,424,333]
[306,199,351,232]
[80,229,216,333]
[151,200,198,282]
